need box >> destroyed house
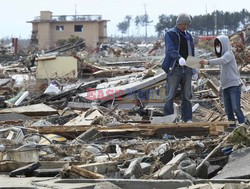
[27,11,109,50]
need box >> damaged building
[27,11,109,50]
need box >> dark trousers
[164,66,193,122]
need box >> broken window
[56,26,64,31]
[74,25,83,32]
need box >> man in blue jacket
[162,13,195,123]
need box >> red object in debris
[198,36,217,41]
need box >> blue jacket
[162,27,195,73]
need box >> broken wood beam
[206,79,220,96]
[28,121,234,139]
[193,89,212,94]
[0,103,58,116]
[212,100,225,114]
[69,165,105,179]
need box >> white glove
[192,73,198,80]
[179,57,186,66]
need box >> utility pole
[214,7,217,35]
[144,4,147,42]
[74,4,77,20]
[205,3,208,35]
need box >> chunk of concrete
[94,182,122,189]
[153,163,177,179]
[140,162,152,175]
[208,165,222,178]
[123,159,143,179]
[213,147,250,179]
[173,170,196,181]
[195,160,209,179]
[153,153,187,179]
[178,160,196,176]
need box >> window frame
[74,25,83,32]
[56,25,64,31]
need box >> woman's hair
[214,38,222,57]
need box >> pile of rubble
[0,35,250,188]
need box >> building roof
[27,14,109,23]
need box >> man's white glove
[192,73,198,80]
[179,57,187,66]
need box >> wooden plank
[36,55,56,61]
[212,100,225,114]
[28,121,233,138]
[206,79,220,96]
[194,89,212,94]
[103,60,145,66]
[205,111,214,122]
[0,103,58,116]
[29,122,233,131]
[69,165,105,179]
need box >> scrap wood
[67,165,105,179]
[36,55,56,61]
[0,103,58,116]
[28,121,233,138]
[199,68,220,75]
[29,121,233,131]
[193,89,212,94]
[28,125,145,134]
[212,100,224,114]
[136,121,232,128]
[205,111,215,122]
[241,93,250,113]
[92,69,133,77]
[210,115,223,122]
[103,60,145,66]
[206,79,220,96]
[139,121,233,136]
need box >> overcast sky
[0,0,249,39]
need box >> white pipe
[14,91,29,106]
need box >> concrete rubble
[0,29,250,189]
